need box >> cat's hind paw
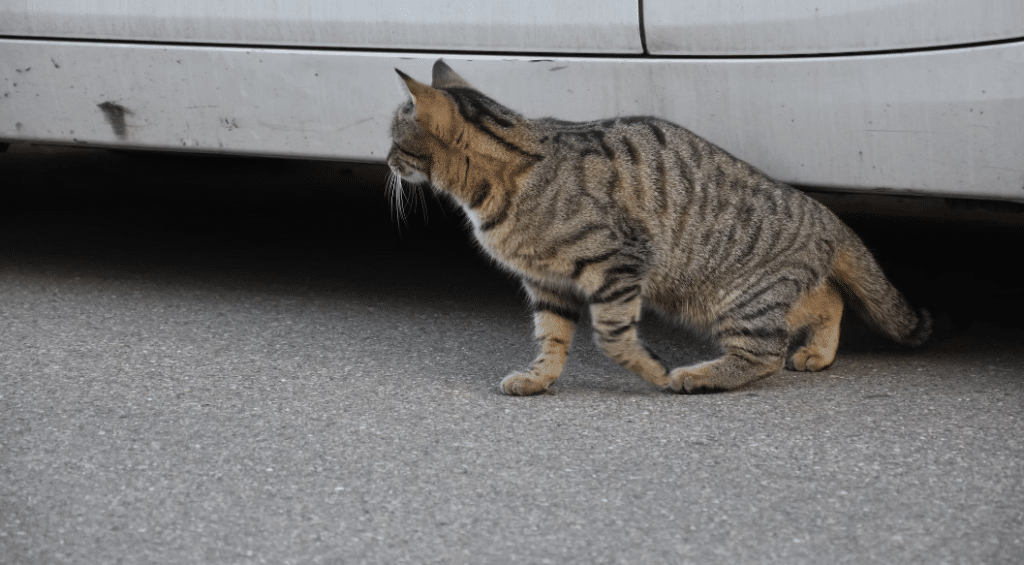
[500,372,550,396]
[785,346,833,372]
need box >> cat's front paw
[667,367,726,394]
[500,372,550,396]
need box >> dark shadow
[2,145,1021,365]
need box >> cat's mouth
[387,153,429,185]
[391,165,429,185]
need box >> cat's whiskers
[387,170,432,226]
[387,170,409,224]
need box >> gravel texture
[1,145,1022,564]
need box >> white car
[2,1,1023,203]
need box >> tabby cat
[387,59,931,395]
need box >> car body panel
[645,0,1024,55]
[0,0,642,53]
[2,39,1022,202]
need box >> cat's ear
[395,68,431,102]
[431,59,474,90]
[395,68,461,144]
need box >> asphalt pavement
[1,144,1022,564]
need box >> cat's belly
[642,271,721,332]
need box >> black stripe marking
[592,275,619,298]
[736,300,790,322]
[688,138,704,171]
[708,219,739,263]
[480,124,543,161]
[604,164,621,202]
[693,171,709,220]
[673,149,694,206]
[725,283,779,317]
[700,226,715,247]
[785,260,822,282]
[716,326,790,342]
[480,197,513,231]
[399,145,432,163]
[713,167,731,215]
[593,284,641,304]
[622,136,640,163]
[728,277,803,316]
[604,264,642,279]
[770,223,804,262]
[571,250,618,279]
[728,346,781,363]
[470,180,492,209]
[764,187,781,217]
[735,219,762,263]
[649,124,667,146]
[607,323,635,338]
[448,89,541,161]
[535,301,581,323]
[620,116,655,126]
[734,263,778,294]
[655,154,668,212]
[597,131,615,159]
[449,88,516,128]
[555,223,608,249]
[736,203,755,225]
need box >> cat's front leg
[589,297,671,389]
[501,285,581,396]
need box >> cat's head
[387,59,525,187]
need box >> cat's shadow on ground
[3,148,1020,399]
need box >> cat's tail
[829,229,932,346]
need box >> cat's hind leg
[785,280,843,371]
[668,348,786,393]
[668,287,792,393]
[501,286,581,396]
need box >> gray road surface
[1,145,1022,564]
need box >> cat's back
[528,114,835,234]
[521,114,847,289]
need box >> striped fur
[387,59,931,395]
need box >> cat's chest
[462,208,579,284]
